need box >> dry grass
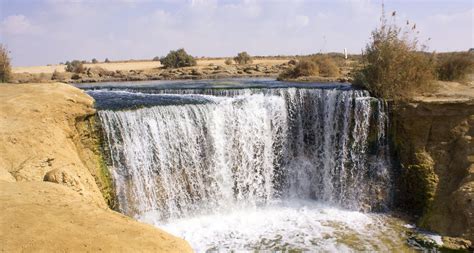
[353,13,436,100]
[436,52,474,81]
[0,44,11,82]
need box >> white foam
[146,200,406,252]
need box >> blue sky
[0,0,472,66]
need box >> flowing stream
[83,79,413,252]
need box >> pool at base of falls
[140,200,412,252]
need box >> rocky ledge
[13,63,294,84]
[0,83,192,252]
[392,82,474,243]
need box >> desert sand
[0,83,193,252]
[12,58,290,74]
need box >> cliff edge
[392,81,474,242]
[0,83,192,252]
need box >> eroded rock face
[0,83,193,252]
[392,100,474,242]
[0,83,106,208]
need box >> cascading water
[86,80,410,252]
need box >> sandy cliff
[0,83,192,252]
[392,82,474,242]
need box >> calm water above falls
[82,79,414,252]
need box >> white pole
[344,48,348,59]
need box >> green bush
[160,48,197,68]
[234,52,252,65]
[65,60,85,73]
[104,58,110,63]
[437,53,474,81]
[152,56,160,61]
[353,13,436,100]
[91,58,98,64]
[0,44,11,82]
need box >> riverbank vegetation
[277,55,340,80]
[0,44,11,83]
[353,12,436,100]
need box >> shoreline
[11,59,352,85]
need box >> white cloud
[295,15,309,26]
[1,15,39,35]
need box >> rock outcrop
[392,89,474,242]
[0,83,192,252]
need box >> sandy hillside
[0,83,193,252]
[414,80,474,103]
[13,58,290,74]
[0,181,193,252]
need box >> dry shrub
[278,59,319,80]
[88,66,113,77]
[31,73,51,83]
[51,70,68,81]
[311,55,339,77]
[278,55,341,80]
[234,52,252,65]
[65,60,85,73]
[224,58,233,65]
[295,60,319,76]
[0,44,11,82]
[437,52,474,81]
[353,12,436,100]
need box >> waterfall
[98,88,392,222]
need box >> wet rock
[442,236,472,251]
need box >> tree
[234,51,252,65]
[160,48,196,68]
[353,9,436,100]
[91,58,98,64]
[0,44,11,82]
[152,56,160,61]
[104,58,110,63]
